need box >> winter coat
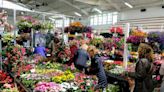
[90,54,108,88]
[34,46,46,57]
[128,58,154,92]
[74,49,89,70]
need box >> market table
[105,71,130,92]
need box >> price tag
[47,54,51,56]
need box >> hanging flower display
[131,29,147,37]
[64,22,84,34]
[41,21,54,30]
[110,27,123,35]
[147,32,161,42]
[17,16,38,33]
[127,35,145,44]
[70,22,83,27]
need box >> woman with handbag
[125,43,154,92]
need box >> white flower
[86,83,90,86]
[30,69,35,73]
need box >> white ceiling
[11,0,163,17]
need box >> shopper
[125,43,154,92]
[74,44,89,73]
[34,44,46,58]
[87,46,107,91]
[159,54,164,92]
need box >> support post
[0,35,2,70]
[123,23,130,69]
[62,16,65,44]
[13,9,16,45]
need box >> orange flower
[131,29,147,37]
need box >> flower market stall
[1,7,164,92]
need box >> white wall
[120,6,164,20]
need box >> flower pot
[19,28,31,34]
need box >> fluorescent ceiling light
[93,8,102,14]
[74,12,82,17]
[0,0,31,11]
[124,2,133,8]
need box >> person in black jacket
[125,43,154,92]
[87,46,108,90]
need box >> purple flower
[147,32,160,42]
[127,36,145,44]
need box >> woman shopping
[125,43,154,92]
[87,46,107,91]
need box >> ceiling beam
[104,0,121,11]
[59,0,89,16]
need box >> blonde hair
[80,44,88,51]
[138,43,154,62]
[87,46,99,55]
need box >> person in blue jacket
[74,44,89,73]
[34,44,46,58]
[87,46,108,91]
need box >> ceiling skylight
[0,0,31,11]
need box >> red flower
[21,48,26,55]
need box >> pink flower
[3,83,12,88]
[21,48,26,55]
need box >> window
[102,14,107,24]
[113,15,118,24]
[55,20,63,28]
[55,18,74,28]
[90,12,118,25]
